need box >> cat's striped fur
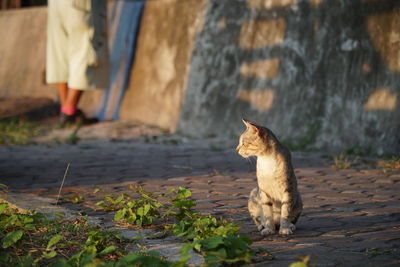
[237,119,302,235]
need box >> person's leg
[62,88,83,115]
[57,82,69,107]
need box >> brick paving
[0,132,399,266]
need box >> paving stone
[1,135,400,266]
[352,229,400,242]
[235,178,256,182]
[341,189,366,193]
[375,178,396,184]
[194,201,219,210]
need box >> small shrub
[331,154,357,169]
[0,118,42,145]
[290,256,313,267]
[377,157,400,170]
[97,186,163,227]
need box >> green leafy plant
[180,235,256,266]
[0,118,42,145]
[97,186,164,227]
[172,213,240,243]
[61,194,85,204]
[0,202,141,266]
[1,186,263,266]
[164,188,240,244]
[198,235,254,266]
[290,256,313,267]
[96,193,129,212]
[2,229,23,248]
[164,187,196,221]
[162,188,255,265]
[116,252,187,267]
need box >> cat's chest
[256,156,279,178]
[256,156,282,198]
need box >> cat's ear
[242,118,251,128]
[242,118,261,134]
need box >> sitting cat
[236,119,302,235]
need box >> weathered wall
[0,8,55,99]
[119,0,208,131]
[177,0,400,155]
[1,1,399,154]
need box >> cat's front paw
[261,227,276,236]
[257,225,264,231]
[279,224,295,235]
[279,227,292,235]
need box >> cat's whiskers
[246,156,256,165]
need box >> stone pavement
[0,129,399,266]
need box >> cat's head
[236,118,274,158]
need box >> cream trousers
[46,0,109,90]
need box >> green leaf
[22,217,33,224]
[0,203,7,214]
[127,201,135,208]
[55,212,66,219]
[177,187,192,199]
[96,201,105,206]
[290,263,308,267]
[99,245,116,255]
[105,196,115,204]
[204,253,221,265]
[93,188,100,194]
[43,250,57,259]
[121,253,140,263]
[290,256,310,267]
[217,247,227,258]
[2,230,23,248]
[115,194,124,204]
[119,253,171,267]
[125,217,135,225]
[142,216,152,226]
[136,207,144,217]
[23,224,36,231]
[194,242,202,252]
[80,252,96,266]
[83,245,97,256]
[200,236,224,250]
[47,234,62,249]
[143,204,151,215]
[53,260,69,267]
[180,243,195,256]
[0,253,10,263]
[114,208,126,221]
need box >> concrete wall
[0,8,54,99]
[119,0,208,131]
[1,1,399,155]
[176,0,400,155]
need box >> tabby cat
[236,119,302,235]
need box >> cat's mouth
[237,149,250,158]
